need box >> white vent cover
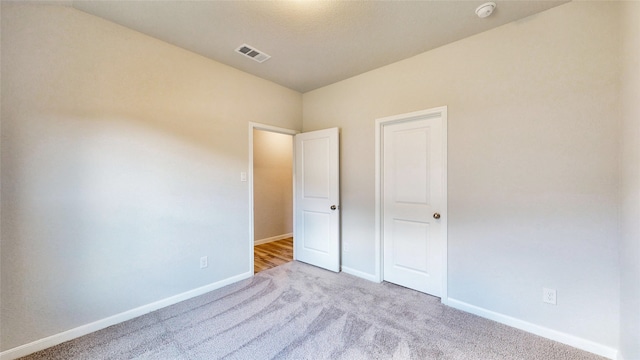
[235,44,271,63]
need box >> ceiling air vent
[235,44,271,63]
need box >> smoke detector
[235,44,271,63]
[475,2,496,18]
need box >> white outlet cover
[543,288,557,305]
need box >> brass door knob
[433,212,441,219]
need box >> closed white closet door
[382,114,444,296]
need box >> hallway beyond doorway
[254,238,293,273]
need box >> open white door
[294,128,340,272]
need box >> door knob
[433,212,441,219]
[330,205,337,210]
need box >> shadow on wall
[1,111,244,348]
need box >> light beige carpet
[21,261,606,359]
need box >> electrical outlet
[343,242,350,253]
[200,256,208,269]
[543,288,556,305]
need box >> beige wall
[619,2,640,359]
[2,1,636,358]
[303,1,620,351]
[0,4,301,351]
[253,129,293,241]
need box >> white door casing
[376,107,447,298]
[294,128,340,272]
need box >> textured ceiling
[71,1,569,93]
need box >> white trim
[254,232,293,245]
[341,266,381,283]
[447,298,618,360]
[248,122,298,274]
[0,271,253,360]
[374,106,448,303]
[441,107,448,304]
[375,118,382,282]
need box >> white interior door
[382,113,445,296]
[294,128,340,272]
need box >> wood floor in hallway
[254,237,293,273]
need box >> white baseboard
[0,271,253,360]
[341,266,380,283]
[447,298,618,360]
[254,233,293,245]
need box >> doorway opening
[249,123,297,274]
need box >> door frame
[374,106,448,304]
[248,122,299,275]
